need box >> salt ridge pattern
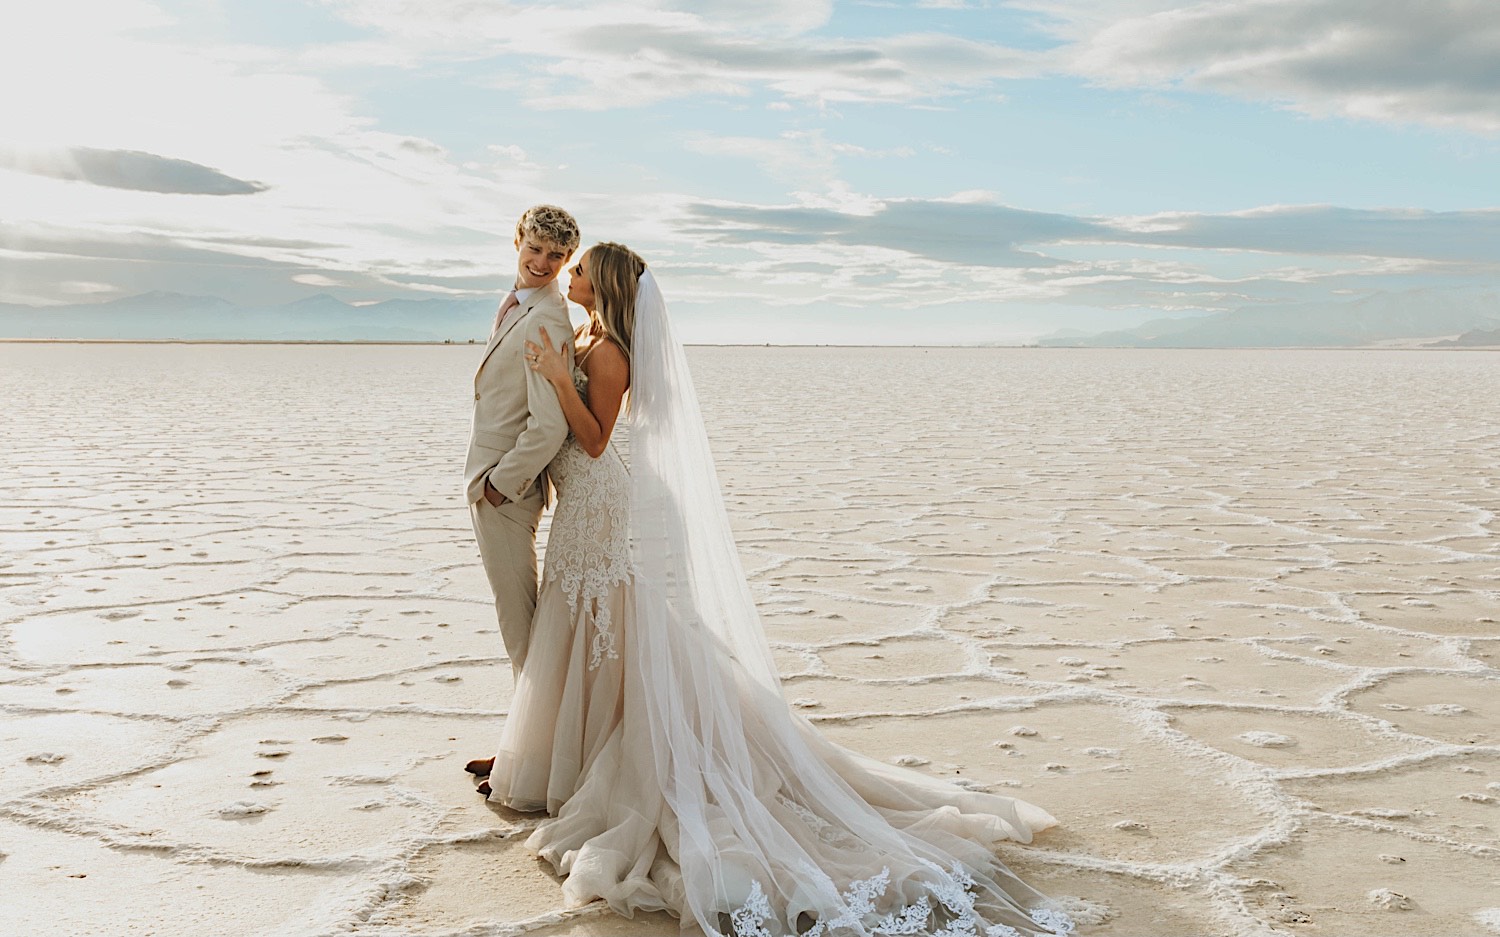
[1,344,1497,936]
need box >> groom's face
[514,235,572,290]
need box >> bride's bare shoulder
[581,338,629,377]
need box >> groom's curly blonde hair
[515,204,581,253]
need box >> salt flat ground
[1,344,1498,937]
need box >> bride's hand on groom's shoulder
[525,327,569,385]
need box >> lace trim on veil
[728,863,1075,937]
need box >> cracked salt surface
[2,344,1498,936]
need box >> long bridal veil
[626,270,1071,936]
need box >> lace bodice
[543,363,631,669]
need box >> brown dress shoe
[477,780,492,797]
[464,757,494,776]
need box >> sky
[1,0,1497,344]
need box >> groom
[465,204,579,686]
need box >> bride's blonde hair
[584,242,646,365]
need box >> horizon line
[2,339,1496,351]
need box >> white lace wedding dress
[489,363,632,816]
[485,276,1073,937]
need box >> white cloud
[311,0,1036,108]
[1032,0,1500,133]
[292,273,343,287]
[3,0,1494,339]
[58,280,118,296]
[677,195,1500,323]
[0,146,267,195]
[682,129,909,193]
[692,196,1500,265]
[1114,204,1500,262]
[305,0,1500,129]
[0,0,571,304]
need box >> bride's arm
[526,327,629,459]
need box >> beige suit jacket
[464,281,575,506]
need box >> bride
[467,242,1073,937]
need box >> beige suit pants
[470,481,545,677]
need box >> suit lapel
[474,282,559,382]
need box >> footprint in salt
[1350,808,1421,820]
[1367,888,1413,911]
[892,755,930,767]
[216,800,274,818]
[1236,731,1296,748]
[25,752,66,765]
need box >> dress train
[486,421,1070,937]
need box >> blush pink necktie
[492,290,520,333]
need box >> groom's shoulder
[531,290,571,324]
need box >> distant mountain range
[5,288,1498,347]
[0,291,501,342]
[1426,327,1500,347]
[1038,289,1500,348]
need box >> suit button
[474,393,481,400]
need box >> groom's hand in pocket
[483,478,509,507]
